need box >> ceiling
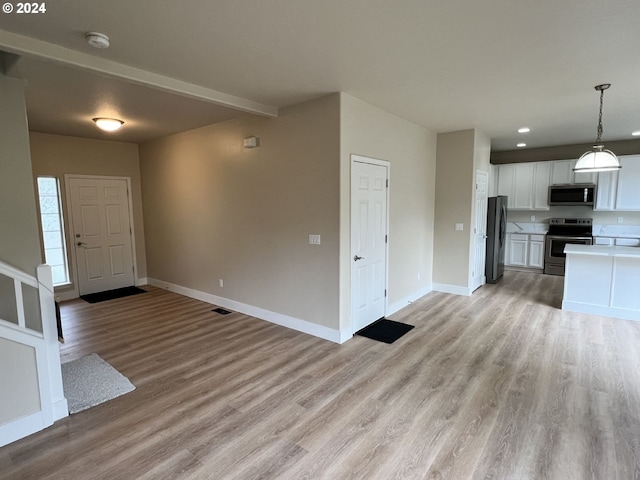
[1,0,639,150]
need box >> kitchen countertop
[564,244,640,257]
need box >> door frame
[470,169,489,292]
[64,174,139,298]
[350,154,391,335]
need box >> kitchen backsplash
[506,221,640,238]
[507,206,640,227]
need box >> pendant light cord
[596,87,604,144]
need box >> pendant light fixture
[574,83,621,173]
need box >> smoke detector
[86,32,110,49]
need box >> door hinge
[385,234,388,243]
[384,289,387,297]
[386,179,389,188]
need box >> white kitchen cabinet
[533,162,551,209]
[615,155,640,210]
[615,238,640,247]
[506,234,528,266]
[593,237,614,246]
[594,171,618,211]
[528,234,546,269]
[593,236,640,247]
[514,163,535,209]
[550,160,574,184]
[506,233,545,269]
[550,159,597,185]
[594,155,640,211]
[497,162,550,211]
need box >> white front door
[471,170,489,291]
[68,176,135,295]
[351,158,388,333]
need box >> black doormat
[80,286,147,304]
[356,318,414,344]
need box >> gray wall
[0,74,44,428]
[139,95,341,329]
[29,132,147,298]
[339,93,437,327]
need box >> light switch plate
[455,223,464,231]
[309,234,321,245]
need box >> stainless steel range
[544,218,593,276]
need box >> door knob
[76,241,86,246]
[354,255,365,261]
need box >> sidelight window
[36,177,70,286]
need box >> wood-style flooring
[2,271,640,479]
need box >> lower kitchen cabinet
[594,236,640,247]
[506,233,545,270]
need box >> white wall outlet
[417,272,421,281]
[530,215,536,222]
[617,217,624,224]
[219,279,224,288]
[455,223,464,231]
[309,234,321,245]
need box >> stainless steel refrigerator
[485,196,508,283]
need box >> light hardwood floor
[2,271,640,479]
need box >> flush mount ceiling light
[574,84,621,173]
[517,143,527,148]
[517,127,530,133]
[86,32,110,49]
[93,117,123,132]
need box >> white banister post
[37,264,68,421]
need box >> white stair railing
[0,260,68,447]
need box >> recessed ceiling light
[93,118,124,132]
[633,131,640,136]
[516,143,527,148]
[517,127,530,133]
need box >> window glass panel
[36,177,70,286]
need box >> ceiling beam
[0,29,278,118]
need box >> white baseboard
[387,285,433,316]
[52,398,69,421]
[562,300,640,322]
[432,283,473,296]
[0,411,47,448]
[147,278,345,344]
[137,277,149,286]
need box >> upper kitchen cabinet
[550,159,597,185]
[595,155,640,211]
[497,162,550,210]
[615,155,640,210]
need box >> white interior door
[68,177,135,295]
[351,158,388,333]
[471,170,489,291]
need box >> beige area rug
[61,353,135,414]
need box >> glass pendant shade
[574,145,621,172]
[574,83,620,173]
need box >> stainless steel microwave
[548,184,596,206]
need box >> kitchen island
[563,244,640,321]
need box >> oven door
[544,235,593,272]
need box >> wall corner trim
[147,278,345,344]
[432,283,473,297]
